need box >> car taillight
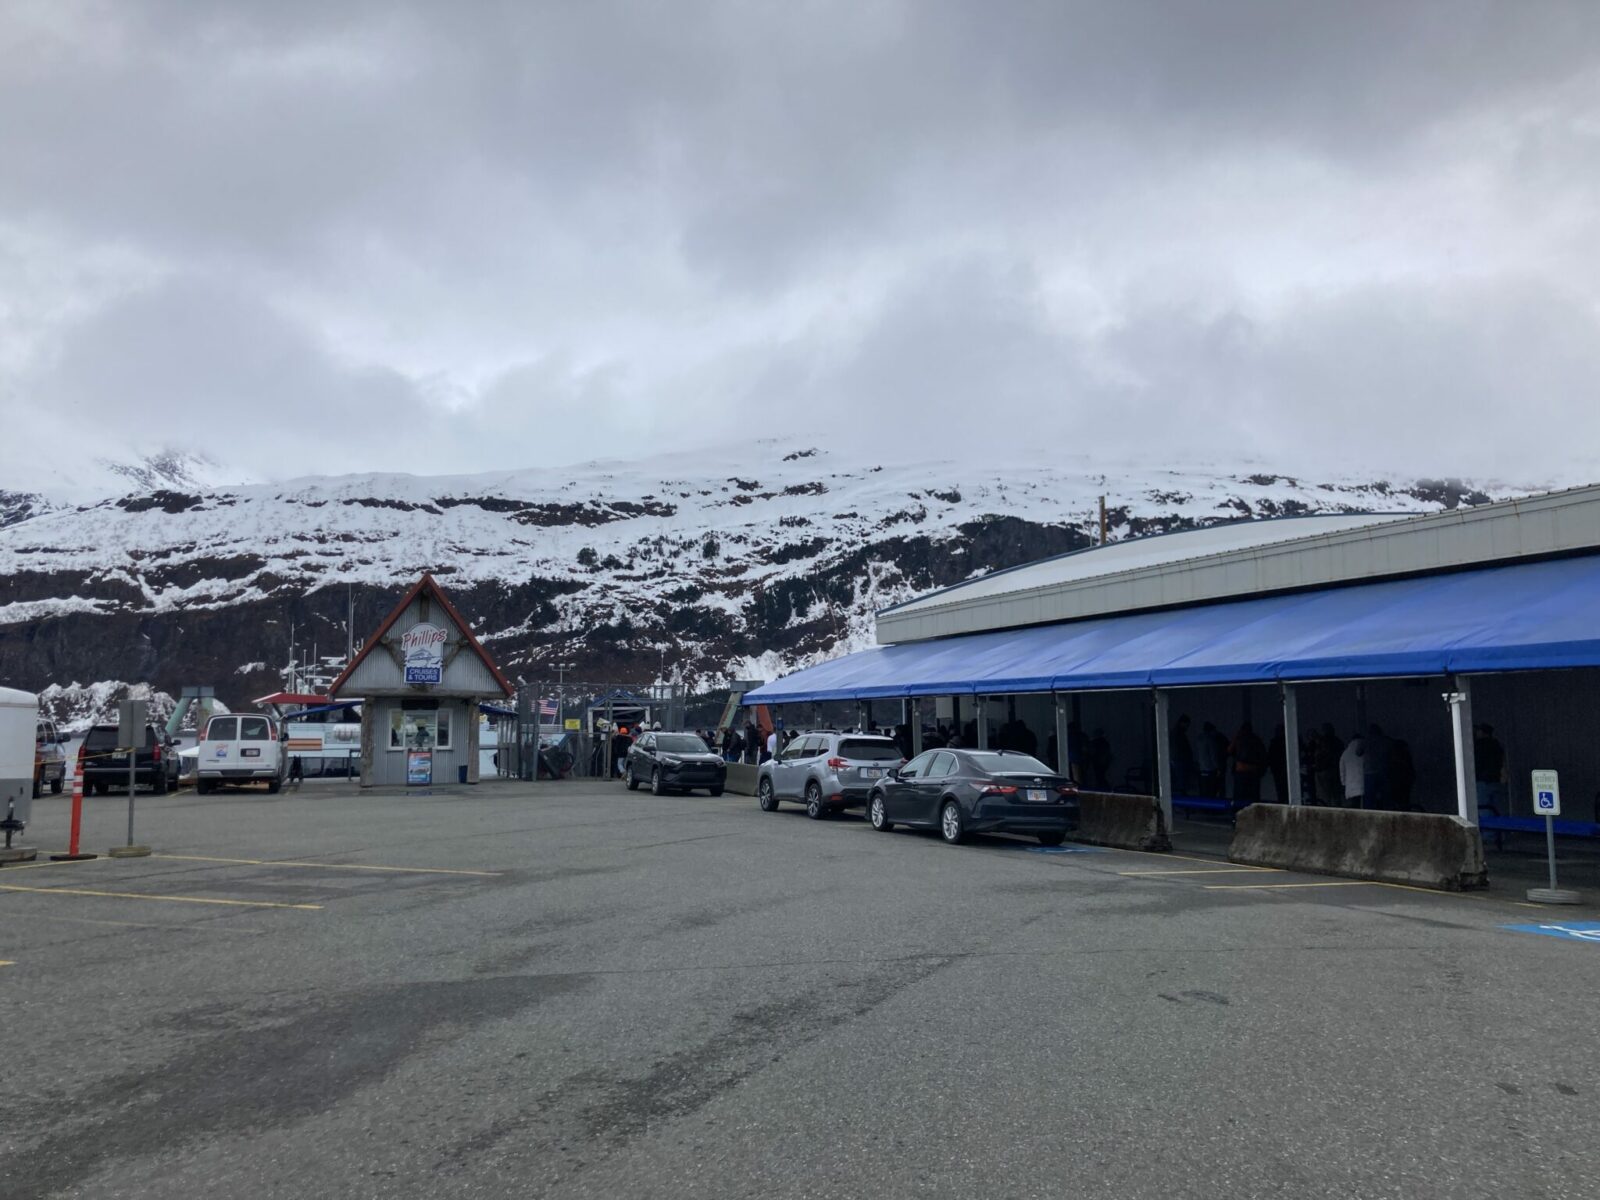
[980,785,1017,795]
[76,743,86,761]
[152,743,162,763]
[827,757,848,769]
[1056,785,1077,796]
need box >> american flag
[539,697,559,718]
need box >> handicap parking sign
[1503,922,1600,944]
[1532,769,1560,815]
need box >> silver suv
[756,730,906,819]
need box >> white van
[197,714,286,794]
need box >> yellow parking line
[152,854,501,877]
[1203,880,1379,891]
[1,856,104,871]
[0,883,322,910]
[1115,848,1247,867]
[0,959,13,967]
[1120,867,1283,876]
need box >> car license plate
[242,748,260,758]
[861,768,880,779]
[1026,788,1047,803]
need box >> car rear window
[838,739,901,761]
[967,752,1053,774]
[84,726,118,750]
[240,716,271,740]
[206,717,238,742]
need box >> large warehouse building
[746,485,1600,882]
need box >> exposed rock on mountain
[0,444,1528,705]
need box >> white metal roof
[876,484,1600,644]
[884,514,1409,616]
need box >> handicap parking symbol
[1503,922,1600,944]
[1027,845,1103,855]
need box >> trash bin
[457,764,468,784]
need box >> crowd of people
[1162,713,1509,812]
[595,708,1512,813]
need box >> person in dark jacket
[1196,721,1221,796]
[1387,738,1416,811]
[1229,721,1268,804]
[1171,714,1196,795]
[1474,724,1507,816]
[1363,723,1392,810]
[1312,724,1344,805]
[1088,729,1113,790]
[1268,723,1289,803]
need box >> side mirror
[887,767,900,780]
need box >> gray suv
[756,731,906,819]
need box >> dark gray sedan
[867,748,1078,846]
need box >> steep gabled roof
[330,573,514,699]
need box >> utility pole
[551,661,574,730]
[1098,495,1108,546]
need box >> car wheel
[709,787,724,797]
[267,778,282,795]
[939,798,966,845]
[758,778,779,811]
[804,781,825,819]
[197,778,212,795]
[625,765,640,791]
[869,793,894,832]
[651,768,664,796]
[50,776,63,794]
[1036,832,1066,847]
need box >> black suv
[624,732,727,796]
[79,723,181,795]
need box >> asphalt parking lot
[2,779,1597,1200]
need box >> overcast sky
[2,1,1598,489]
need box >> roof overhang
[748,551,1600,705]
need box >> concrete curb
[1070,791,1171,852]
[1229,805,1489,891]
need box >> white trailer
[0,686,37,842]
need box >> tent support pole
[975,696,990,750]
[1447,676,1478,826]
[1053,692,1070,777]
[1282,683,1303,806]
[909,698,923,756]
[1153,688,1173,830]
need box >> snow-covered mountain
[0,442,1549,703]
[0,448,244,527]
[37,681,178,735]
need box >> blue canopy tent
[744,554,1600,705]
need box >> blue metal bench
[1172,795,1247,819]
[1478,813,1600,847]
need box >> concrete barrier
[1229,805,1489,891]
[1071,791,1171,853]
[724,762,761,797]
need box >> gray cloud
[2,0,1598,488]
